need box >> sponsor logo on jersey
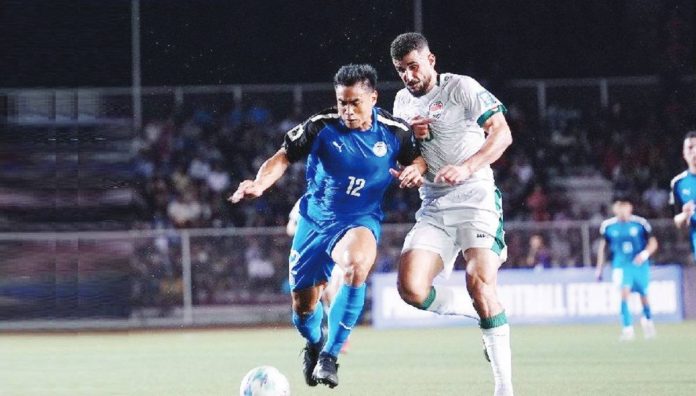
[428,101,445,119]
[332,141,344,152]
[372,141,388,157]
[630,227,639,237]
[683,188,691,196]
[476,233,487,239]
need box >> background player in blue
[595,196,658,341]
[671,130,696,262]
[229,64,425,389]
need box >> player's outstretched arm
[595,239,607,281]
[228,148,290,204]
[434,112,512,185]
[389,156,427,188]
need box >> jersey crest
[428,101,444,119]
[372,141,388,157]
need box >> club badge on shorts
[372,141,387,157]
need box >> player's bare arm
[674,200,695,229]
[633,236,658,265]
[228,148,290,203]
[435,112,512,185]
[595,239,607,281]
[390,156,427,188]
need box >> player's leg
[619,286,635,341]
[398,223,478,318]
[288,217,333,386]
[619,268,635,341]
[313,226,377,388]
[292,284,326,343]
[465,247,513,396]
[291,283,327,386]
[635,266,655,339]
[322,265,351,353]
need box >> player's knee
[343,263,369,286]
[397,279,429,307]
[342,252,372,286]
[292,296,316,316]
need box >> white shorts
[402,182,507,278]
[611,268,623,290]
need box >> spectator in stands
[167,190,204,228]
[526,184,551,221]
[526,234,552,270]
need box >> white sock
[482,324,513,396]
[425,285,479,320]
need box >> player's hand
[389,165,423,189]
[633,250,650,265]
[228,180,264,204]
[409,116,433,140]
[683,200,696,217]
[434,164,473,185]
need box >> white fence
[0,218,690,330]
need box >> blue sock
[643,304,652,320]
[322,284,366,357]
[292,301,324,345]
[620,300,632,327]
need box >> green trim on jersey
[491,188,506,255]
[476,103,508,127]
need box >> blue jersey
[282,107,418,228]
[670,170,696,254]
[600,216,652,268]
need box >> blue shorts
[621,263,650,296]
[288,215,381,292]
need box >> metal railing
[0,218,690,330]
[3,75,693,128]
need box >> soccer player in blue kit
[230,64,425,388]
[671,131,696,261]
[595,196,658,341]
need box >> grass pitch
[2,322,696,395]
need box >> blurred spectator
[207,161,231,193]
[526,234,552,270]
[526,184,551,221]
[245,240,275,290]
[167,190,204,228]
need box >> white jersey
[393,73,504,200]
[288,199,301,224]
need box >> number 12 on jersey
[346,176,365,196]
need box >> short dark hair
[684,130,696,140]
[390,32,429,60]
[333,64,377,91]
[612,193,635,205]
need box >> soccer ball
[239,366,290,396]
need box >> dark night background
[1,0,693,88]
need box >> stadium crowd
[131,90,693,231]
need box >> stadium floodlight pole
[413,0,423,32]
[131,0,143,131]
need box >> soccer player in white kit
[390,32,514,396]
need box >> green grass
[2,322,696,395]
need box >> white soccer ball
[239,366,290,396]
